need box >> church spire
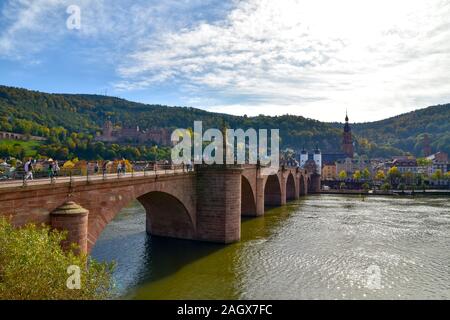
[342,109,354,158]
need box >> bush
[0,218,115,300]
[381,183,391,191]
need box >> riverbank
[320,189,450,196]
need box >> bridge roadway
[0,164,321,254]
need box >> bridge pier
[280,172,287,206]
[50,201,88,255]
[295,172,301,200]
[255,175,265,216]
[195,165,243,244]
[309,173,321,193]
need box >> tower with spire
[300,147,308,168]
[342,110,354,158]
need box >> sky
[0,0,450,123]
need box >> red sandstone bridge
[0,164,320,254]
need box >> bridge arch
[264,174,282,207]
[286,173,296,201]
[83,177,196,252]
[241,176,257,216]
[138,191,195,239]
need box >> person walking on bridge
[24,158,34,181]
[117,161,122,176]
[47,159,55,179]
[102,161,108,175]
[120,160,127,175]
[53,160,60,177]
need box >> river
[91,194,450,300]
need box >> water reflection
[92,195,450,300]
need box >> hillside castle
[95,120,172,146]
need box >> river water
[91,194,450,300]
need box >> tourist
[53,160,60,177]
[102,161,108,175]
[47,159,54,179]
[94,162,99,175]
[24,158,34,181]
[121,160,127,175]
[117,162,122,175]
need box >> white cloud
[117,0,450,122]
[1,0,450,122]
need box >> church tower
[342,111,354,158]
[313,146,322,174]
[300,148,308,168]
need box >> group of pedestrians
[116,160,127,175]
[47,159,60,179]
[23,158,61,181]
[20,158,160,182]
[92,160,128,176]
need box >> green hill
[0,85,449,160]
[351,105,450,156]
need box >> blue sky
[1,0,450,122]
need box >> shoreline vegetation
[0,218,115,300]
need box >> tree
[339,170,347,180]
[431,169,443,181]
[362,182,370,192]
[0,218,114,300]
[381,183,391,191]
[374,170,385,181]
[416,158,432,166]
[403,171,414,186]
[388,166,401,185]
[388,166,400,178]
[63,160,75,169]
[353,170,362,181]
[362,168,371,180]
[445,171,450,180]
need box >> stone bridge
[0,165,320,254]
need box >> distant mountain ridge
[0,85,449,158]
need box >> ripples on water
[91,195,450,300]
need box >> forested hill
[0,85,341,152]
[0,85,449,159]
[351,104,450,156]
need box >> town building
[0,131,46,141]
[426,152,449,175]
[342,112,354,158]
[392,156,419,174]
[95,120,172,146]
[336,156,371,176]
[322,163,337,180]
[299,147,322,175]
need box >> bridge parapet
[0,163,316,254]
